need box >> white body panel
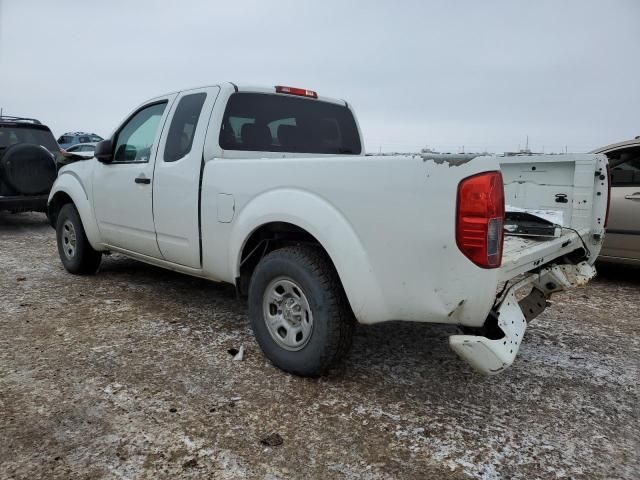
[49,82,608,374]
[153,86,221,267]
[201,155,502,326]
[92,93,176,258]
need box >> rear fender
[229,188,389,322]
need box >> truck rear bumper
[449,261,596,375]
[0,194,49,212]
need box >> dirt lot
[0,212,638,479]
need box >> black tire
[56,203,102,275]
[248,245,354,377]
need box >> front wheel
[248,246,354,377]
[56,204,102,275]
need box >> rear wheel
[56,204,102,274]
[248,246,354,377]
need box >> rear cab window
[219,92,361,155]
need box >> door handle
[135,176,151,185]
[624,192,640,200]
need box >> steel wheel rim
[262,276,314,351]
[61,219,77,260]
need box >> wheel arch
[236,221,326,292]
[47,191,73,228]
[47,173,103,250]
[230,189,389,322]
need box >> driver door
[93,96,175,257]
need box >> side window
[78,136,90,143]
[164,93,207,162]
[113,102,167,163]
[608,146,640,187]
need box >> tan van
[592,137,640,264]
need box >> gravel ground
[1,211,638,480]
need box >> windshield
[219,93,361,155]
[0,125,59,153]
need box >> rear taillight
[275,85,318,98]
[456,171,505,268]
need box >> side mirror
[95,139,114,163]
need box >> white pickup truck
[47,83,610,377]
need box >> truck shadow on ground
[95,250,639,406]
[97,254,472,384]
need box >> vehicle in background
[57,142,98,166]
[47,83,609,377]
[592,137,640,264]
[0,116,59,213]
[65,143,96,154]
[57,132,103,149]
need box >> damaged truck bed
[450,154,609,374]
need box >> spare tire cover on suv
[0,144,57,195]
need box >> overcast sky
[1,0,638,153]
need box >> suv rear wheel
[56,204,102,274]
[248,245,354,377]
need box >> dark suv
[0,116,60,213]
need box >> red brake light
[456,171,505,268]
[275,85,318,99]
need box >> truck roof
[147,82,348,107]
[235,85,348,106]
